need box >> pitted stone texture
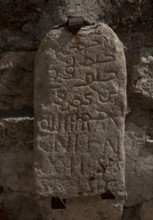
[130,53,153,108]
[34,23,127,198]
[119,30,153,206]
[119,30,153,110]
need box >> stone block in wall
[40,0,141,35]
[140,199,153,220]
[34,22,127,210]
[0,52,35,112]
[0,193,42,220]
[121,204,141,220]
[0,28,39,51]
[130,54,153,108]
[0,0,43,29]
[123,199,153,220]
[118,30,153,109]
[117,30,153,207]
[125,105,153,206]
[38,197,123,220]
[0,117,33,192]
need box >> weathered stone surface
[0,52,35,111]
[140,199,153,220]
[123,200,153,220]
[0,117,33,192]
[125,105,153,206]
[40,0,142,35]
[121,204,141,220]
[38,197,123,220]
[0,0,153,219]
[130,52,153,108]
[118,29,153,109]
[0,0,148,32]
[119,30,153,206]
[34,23,127,198]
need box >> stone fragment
[34,23,127,198]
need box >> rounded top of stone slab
[34,23,126,199]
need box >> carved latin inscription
[34,24,127,198]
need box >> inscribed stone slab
[34,23,127,198]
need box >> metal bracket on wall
[67,16,88,34]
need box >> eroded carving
[34,24,126,198]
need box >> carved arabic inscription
[34,24,126,198]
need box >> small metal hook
[67,16,88,34]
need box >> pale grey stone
[34,23,127,199]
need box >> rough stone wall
[0,0,153,219]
